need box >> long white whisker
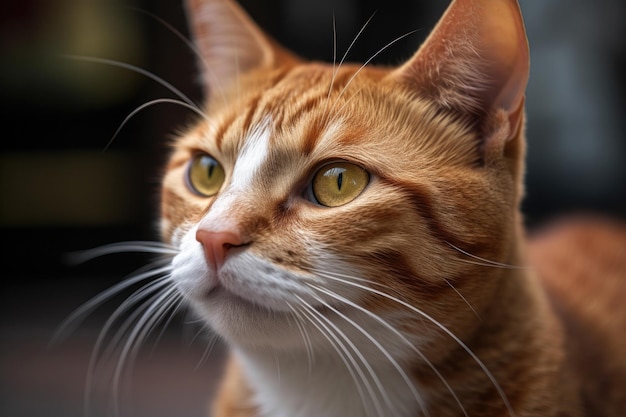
[286,303,315,375]
[446,242,529,270]
[84,274,173,416]
[124,286,182,361]
[317,272,515,417]
[195,330,220,371]
[327,11,376,98]
[127,7,207,70]
[52,263,173,344]
[110,285,181,415]
[97,277,174,361]
[323,12,376,127]
[291,302,376,417]
[61,55,197,107]
[147,292,187,354]
[307,288,429,417]
[311,266,395,291]
[103,98,210,151]
[296,295,386,417]
[66,241,178,265]
[338,11,377,71]
[445,278,480,320]
[309,282,469,417]
[329,29,418,115]
[125,7,231,107]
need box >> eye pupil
[311,162,369,207]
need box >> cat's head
[162,0,529,355]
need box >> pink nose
[196,229,245,270]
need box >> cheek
[304,195,445,277]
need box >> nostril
[196,229,247,270]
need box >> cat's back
[528,217,626,416]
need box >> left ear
[387,0,529,133]
[185,0,298,97]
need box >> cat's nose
[195,229,245,270]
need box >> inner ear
[387,0,529,130]
[185,0,298,96]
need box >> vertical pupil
[337,171,343,190]
[207,161,215,179]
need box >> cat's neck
[235,346,422,417]
[231,243,579,417]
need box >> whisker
[122,286,181,362]
[306,288,428,417]
[61,55,197,107]
[52,262,173,344]
[103,98,211,151]
[309,282,469,417]
[446,242,530,270]
[317,272,515,417]
[66,241,178,265]
[285,302,315,375]
[327,11,376,97]
[332,85,366,115]
[329,29,419,115]
[147,292,187,354]
[110,285,181,415]
[84,275,174,416]
[323,12,377,128]
[296,295,387,417]
[96,277,174,361]
[128,8,232,108]
[195,331,220,371]
[445,278,480,320]
[292,302,376,417]
[310,266,395,291]
[126,7,208,73]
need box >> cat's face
[161,0,529,358]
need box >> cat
[93,0,626,416]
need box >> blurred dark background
[1,1,625,416]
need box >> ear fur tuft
[388,0,529,125]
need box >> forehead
[194,64,370,155]
[176,61,476,180]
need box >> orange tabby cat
[158,0,626,416]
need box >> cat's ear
[185,0,298,95]
[388,0,529,131]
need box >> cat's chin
[191,285,309,347]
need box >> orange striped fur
[159,0,626,416]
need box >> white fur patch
[197,116,272,233]
[231,116,272,191]
[238,346,425,417]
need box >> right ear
[387,0,529,131]
[185,0,298,96]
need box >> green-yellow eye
[186,154,225,197]
[311,162,369,207]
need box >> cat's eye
[186,154,226,197]
[311,162,369,207]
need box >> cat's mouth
[203,278,287,314]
